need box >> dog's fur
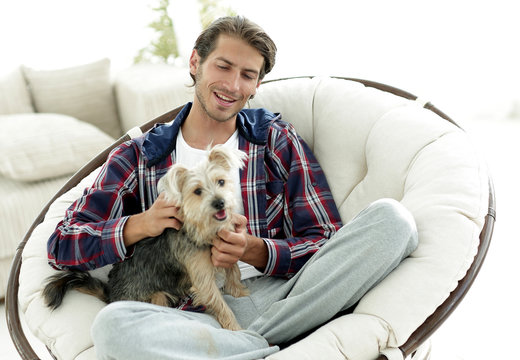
[43,145,249,330]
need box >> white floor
[1,117,519,359]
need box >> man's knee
[368,198,419,258]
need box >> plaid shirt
[48,103,342,278]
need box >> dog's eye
[194,188,202,195]
[217,179,225,186]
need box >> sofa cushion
[0,67,34,114]
[0,113,114,181]
[114,64,194,132]
[0,173,71,299]
[23,58,122,138]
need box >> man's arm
[259,120,343,277]
[212,120,342,276]
[47,143,143,271]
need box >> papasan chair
[6,76,495,360]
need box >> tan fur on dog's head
[157,145,247,245]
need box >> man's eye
[194,188,202,195]
[217,179,225,186]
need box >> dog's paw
[221,318,242,331]
[225,284,250,298]
[216,309,242,331]
[235,286,250,298]
[224,279,249,298]
[228,323,242,331]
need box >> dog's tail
[42,270,108,310]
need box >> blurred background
[1,0,518,359]
[1,0,519,122]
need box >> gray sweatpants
[92,198,418,360]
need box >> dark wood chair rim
[5,76,495,360]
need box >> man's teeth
[216,93,234,102]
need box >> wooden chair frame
[5,77,495,360]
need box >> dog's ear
[157,164,188,204]
[208,145,247,171]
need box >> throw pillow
[23,58,122,138]
[0,67,35,114]
[0,113,115,182]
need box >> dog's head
[157,145,247,244]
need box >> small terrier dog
[43,145,249,330]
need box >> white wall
[1,0,519,122]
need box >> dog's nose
[212,199,225,210]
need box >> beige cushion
[0,174,70,299]
[19,167,106,360]
[267,314,398,360]
[19,77,488,360]
[0,67,34,114]
[254,77,488,359]
[0,113,114,181]
[114,63,194,132]
[23,58,122,138]
[0,174,70,259]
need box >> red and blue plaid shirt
[47,103,342,278]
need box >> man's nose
[224,71,240,93]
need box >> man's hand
[123,193,184,247]
[212,213,268,270]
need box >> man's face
[190,34,264,123]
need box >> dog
[42,145,249,331]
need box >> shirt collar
[143,102,281,167]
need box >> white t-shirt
[175,129,263,280]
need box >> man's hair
[191,15,277,83]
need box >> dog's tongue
[214,209,227,221]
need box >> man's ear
[249,80,262,100]
[189,49,200,77]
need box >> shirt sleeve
[261,121,343,278]
[47,142,141,271]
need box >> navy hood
[142,102,281,167]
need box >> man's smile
[214,91,238,107]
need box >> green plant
[198,0,236,29]
[134,0,236,65]
[134,0,179,64]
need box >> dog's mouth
[214,209,227,221]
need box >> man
[47,16,418,360]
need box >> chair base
[409,340,432,360]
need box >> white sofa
[11,75,490,360]
[0,59,193,299]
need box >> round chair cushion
[19,77,489,360]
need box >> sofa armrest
[114,64,193,132]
